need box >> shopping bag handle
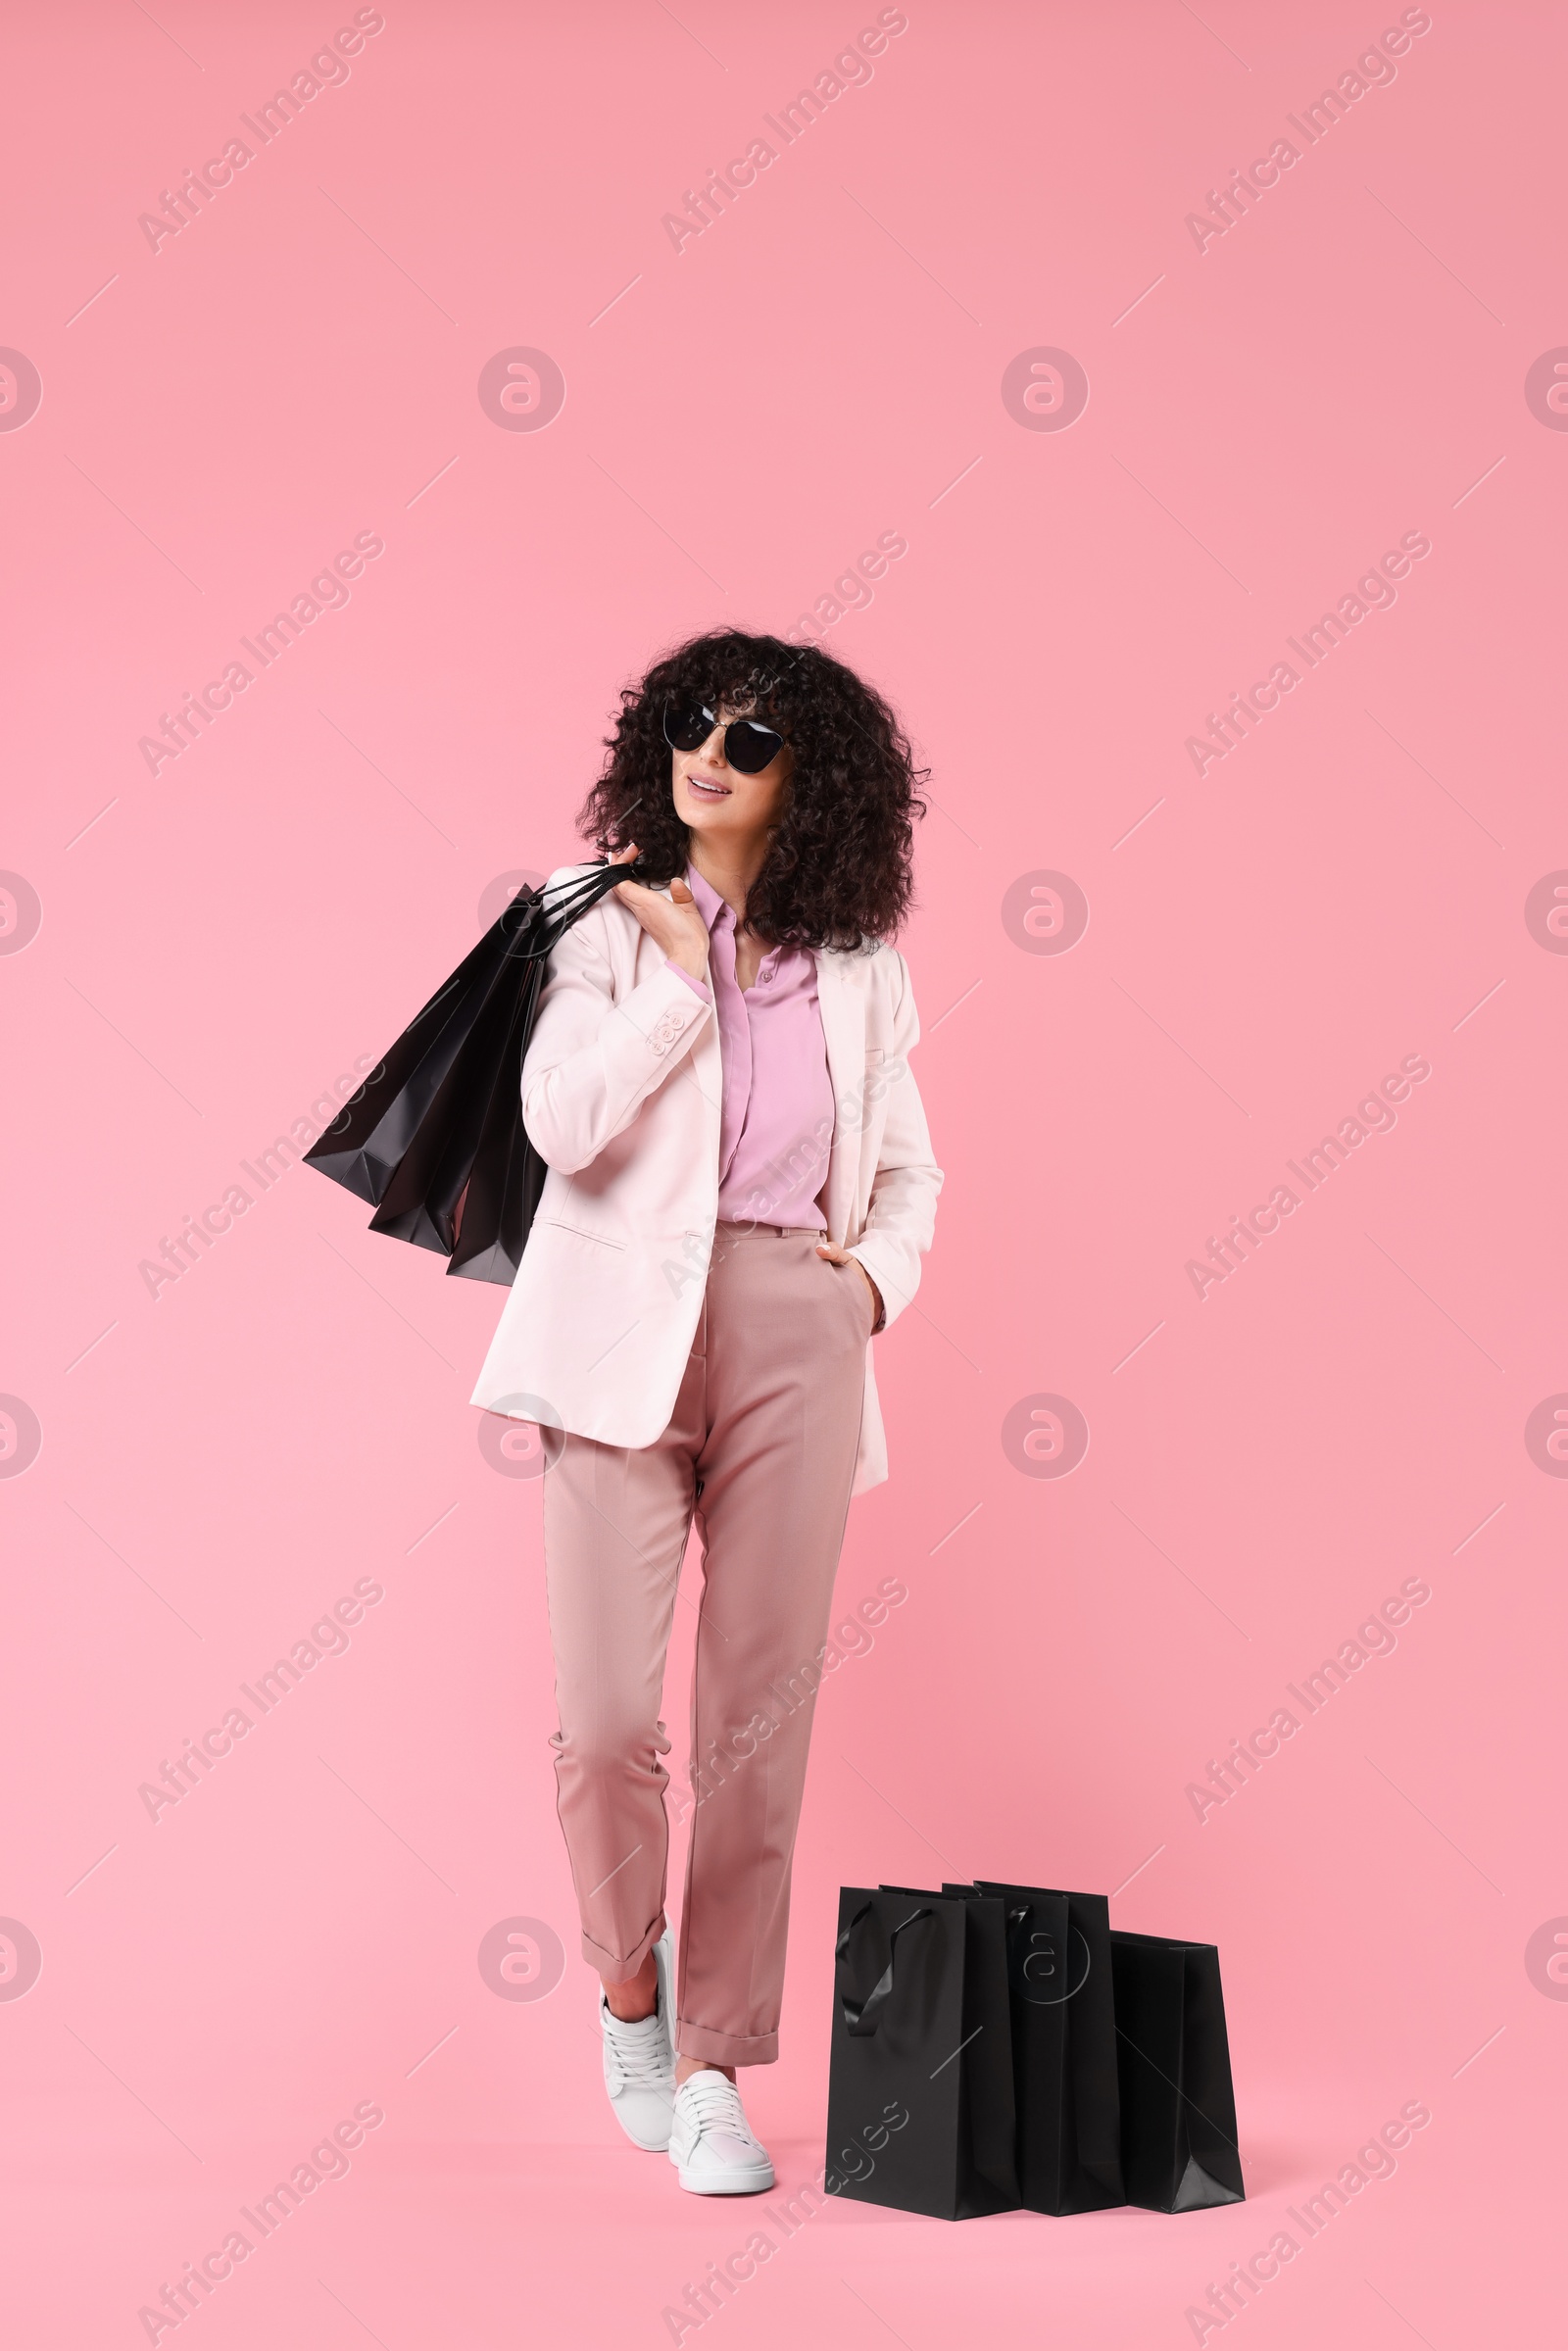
[835,1903,934,2036]
[1004,1901,1092,2008]
[499,859,641,962]
[539,858,637,912]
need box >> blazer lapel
[814,948,864,1244]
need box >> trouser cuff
[581,1912,665,1984]
[676,2019,779,2067]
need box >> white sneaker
[668,2070,775,2195]
[601,1930,676,2151]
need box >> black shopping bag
[823,1886,1018,2221]
[1109,1930,1245,2212]
[958,1882,1124,2215]
[306,860,632,1286]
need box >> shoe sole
[673,2160,776,2194]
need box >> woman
[470,629,942,2194]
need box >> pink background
[3,1,1564,2342]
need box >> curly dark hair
[575,629,925,951]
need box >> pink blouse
[666,865,835,1229]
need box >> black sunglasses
[662,700,785,775]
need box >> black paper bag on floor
[1109,1930,1245,2212]
[956,1882,1125,2215]
[823,1886,1019,2221]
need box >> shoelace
[678,2072,754,2143]
[603,2006,672,2091]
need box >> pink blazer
[469,867,943,1494]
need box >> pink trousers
[541,1222,872,2066]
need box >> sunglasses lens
[662,701,784,771]
[662,701,713,753]
[726,722,784,774]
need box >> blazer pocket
[533,1215,628,1252]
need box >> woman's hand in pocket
[816,1241,883,1332]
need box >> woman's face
[670,703,793,848]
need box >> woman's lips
[686,773,731,801]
